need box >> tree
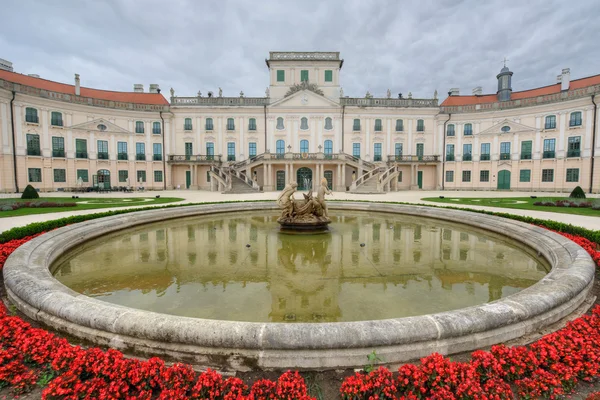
[21,184,39,199]
[569,186,586,199]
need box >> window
[462,170,471,182]
[277,70,285,82]
[205,118,214,130]
[153,122,161,134]
[374,119,382,132]
[77,169,88,182]
[300,70,308,82]
[249,142,257,157]
[501,125,511,132]
[463,123,472,136]
[463,144,472,161]
[446,144,454,161]
[137,170,146,183]
[542,169,554,182]
[567,136,581,157]
[185,143,193,160]
[397,171,403,182]
[207,171,211,183]
[545,115,556,130]
[51,137,64,157]
[480,170,490,182]
[51,111,63,127]
[135,121,144,133]
[324,140,333,157]
[227,142,235,161]
[543,139,556,158]
[118,142,128,160]
[183,118,192,131]
[97,124,107,131]
[325,117,333,130]
[566,168,579,182]
[154,171,163,182]
[520,169,531,182]
[276,139,285,156]
[569,111,582,127]
[480,143,491,160]
[206,143,214,159]
[248,118,257,131]
[324,70,332,82]
[521,141,532,160]
[75,139,87,158]
[153,143,162,161]
[119,170,128,183]
[26,134,40,156]
[446,124,455,136]
[416,143,424,159]
[395,119,404,132]
[374,143,382,161]
[136,142,145,161]
[276,117,284,130]
[25,107,38,123]
[416,119,424,132]
[500,142,511,160]
[353,143,360,158]
[395,143,403,159]
[53,169,66,182]
[300,117,309,130]
[28,168,41,182]
[97,140,109,159]
[445,171,454,182]
[300,139,309,153]
[353,119,360,131]
[226,118,235,130]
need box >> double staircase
[209,165,261,194]
[350,165,399,194]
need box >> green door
[497,170,511,190]
[296,167,313,190]
[324,170,333,190]
[417,171,423,189]
[276,170,286,190]
[416,143,424,161]
[185,170,191,189]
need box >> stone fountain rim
[3,201,595,370]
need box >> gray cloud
[2,0,599,100]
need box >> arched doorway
[497,170,511,190]
[296,167,312,191]
[97,169,111,189]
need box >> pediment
[478,119,535,136]
[269,90,340,108]
[70,118,130,134]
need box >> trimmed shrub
[569,185,586,199]
[20,185,39,199]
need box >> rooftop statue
[387,89,391,99]
[218,87,223,97]
[277,179,332,231]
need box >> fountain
[276,178,332,232]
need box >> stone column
[341,164,346,190]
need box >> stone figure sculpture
[277,180,331,230]
[218,87,223,97]
[387,89,391,99]
[170,88,175,97]
[265,87,270,97]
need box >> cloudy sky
[2,0,599,100]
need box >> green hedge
[2,200,599,245]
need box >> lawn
[421,196,600,216]
[0,197,184,217]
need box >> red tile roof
[440,74,600,107]
[0,69,169,105]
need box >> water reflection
[53,212,548,323]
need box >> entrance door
[97,169,110,189]
[416,143,424,161]
[324,170,333,190]
[497,170,511,190]
[185,170,191,189]
[276,170,286,190]
[296,167,313,190]
[417,171,423,189]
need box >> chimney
[149,84,159,93]
[74,74,80,96]
[448,88,460,96]
[133,84,144,93]
[560,68,570,91]
[472,86,482,96]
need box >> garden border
[2,201,596,370]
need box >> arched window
[50,111,63,127]
[446,124,455,136]
[569,111,582,127]
[324,117,333,130]
[153,121,161,134]
[25,107,38,123]
[300,139,309,153]
[545,115,556,130]
[248,118,257,131]
[300,117,309,130]
[227,118,235,130]
[395,119,403,132]
[276,117,284,130]
[184,118,192,130]
[276,140,285,157]
[416,119,424,132]
[374,119,382,132]
[205,118,214,130]
[353,119,361,131]
[463,123,472,136]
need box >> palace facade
[1,51,599,194]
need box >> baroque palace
[0,52,599,194]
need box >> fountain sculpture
[277,178,332,231]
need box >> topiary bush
[569,186,586,199]
[20,184,39,199]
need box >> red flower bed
[1,226,600,399]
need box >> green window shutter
[324,70,332,82]
[77,169,89,182]
[119,170,128,183]
[154,171,163,182]
[277,70,285,82]
[519,169,531,182]
[53,169,66,182]
[301,70,309,82]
